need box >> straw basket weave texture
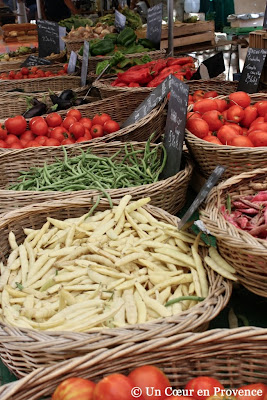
[78,49,166,74]
[62,36,88,54]
[185,93,267,180]
[200,168,267,298]
[0,51,66,72]
[0,326,265,399]
[0,142,193,215]
[0,197,231,377]
[0,63,70,75]
[0,75,82,92]
[93,78,238,103]
[0,93,167,153]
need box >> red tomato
[224,122,243,135]
[35,136,47,145]
[229,91,251,108]
[103,120,120,135]
[230,136,254,147]
[202,110,224,131]
[214,99,228,113]
[217,125,239,145]
[227,105,245,123]
[8,70,15,79]
[5,134,20,146]
[62,138,75,145]
[84,128,93,140]
[250,117,265,128]
[0,139,7,148]
[10,141,23,149]
[25,140,41,147]
[193,99,218,114]
[52,377,95,400]
[0,126,7,140]
[66,109,82,121]
[94,374,137,400]
[255,101,267,116]
[185,377,224,400]
[62,116,77,130]
[91,124,104,138]
[76,136,89,142]
[50,129,68,142]
[30,66,38,73]
[20,130,35,142]
[20,67,29,75]
[248,130,267,147]
[203,91,218,98]
[80,117,92,130]
[46,113,63,127]
[192,90,205,102]
[29,116,45,130]
[202,136,223,145]
[15,72,23,80]
[31,119,48,136]
[186,118,209,139]
[248,122,267,133]
[92,113,111,126]
[63,63,68,72]
[5,116,27,136]
[69,122,85,139]
[240,105,258,128]
[236,383,267,400]
[45,138,61,146]
[187,112,201,120]
[129,365,170,400]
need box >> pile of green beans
[9,140,167,194]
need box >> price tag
[191,52,225,80]
[20,55,51,67]
[81,40,89,87]
[160,76,189,179]
[263,0,267,30]
[121,74,172,128]
[237,47,267,93]
[177,166,226,230]
[37,20,64,58]
[115,10,126,32]
[146,3,163,49]
[67,51,77,74]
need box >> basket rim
[77,48,166,63]
[0,196,232,338]
[200,167,267,252]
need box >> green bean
[165,296,206,307]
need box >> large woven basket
[0,63,71,76]
[0,51,66,72]
[93,78,238,103]
[0,326,265,399]
[0,142,193,215]
[0,93,166,153]
[0,75,82,93]
[185,93,267,180]
[0,196,231,377]
[200,168,267,298]
[78,49,166,74]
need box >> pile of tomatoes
[0,64,69,80]
[52,364,267,400]
[186,91,267,147]
[0,110,120,148]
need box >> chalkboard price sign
[20,55,51,67]
[115,10,126,31]
[237,47,267,93]
[67,51,77,74]
[146,3,163,49]
[191,52,225,80]
[81,41,89,87]
[160,76,189,180]
[178,165,226,230]
[263,1,267,30]
[37,20,65,58]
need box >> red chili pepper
[151,59,168,76]
[167,56,194,67]
[117,67,152,85]
[185,70,194,80]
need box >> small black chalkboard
[67,51,77,74]
[237,47,267,93]
[115,10,126,32]
[121,74,172,128]
[263,1,267,30]
[191,52,225,80]
[146,3,163,49]
[37,20,65,58]
[178,166,226,230]
[20,55,51,67]
[160,76,189,179]
[81,41,89,87]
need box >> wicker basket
[0,75,82,93]
[94,78,238,103]
[0,93,166,153]
[62,36,87,54]
[0,52,67,72]
[0,196,231,377]
[0,142,193,215]
[0,326,266,399]
[0,63,71,76]
[200,167,267,298]
[78,49,166,74]
[185,93,267,180]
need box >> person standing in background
[41,0,79,22]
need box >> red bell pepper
[117,67,152,85]
[167,56,194,67]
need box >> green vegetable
[141,54,152,64]
[9,136,167,194]
[90,39,115,56]
[122,7,142,30]
[104,33,118,43]
[96,59,110,75]
[95,51,125,74]
[16,282,24,291]
[59,15,93,31]
[138,38,155,49]
[122,44,147,54]
[118,58,134,68]
[117,27,136,47]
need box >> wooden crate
[136,20,215,50]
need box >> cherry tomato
[66,109,82,121]
[20,67,29,75]
[91,124,104,138]
[5,116,27,136]
[129,365,170,400]
[103,120,120,135]
[92,113,111,126]
[46,113,63,127]
[185,377,224,400]
[94,373,137,400]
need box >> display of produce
[52,371,267,400]
[186,92,267,147]
[110,56,196,87]
[95,52,151,75]
[59,15,94,31]
[66,23,116,40]
[97,7,143,30]
[0,194,236,332]
[1,110,120,148]
[0,64,69,80]
[0,46,37,62]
